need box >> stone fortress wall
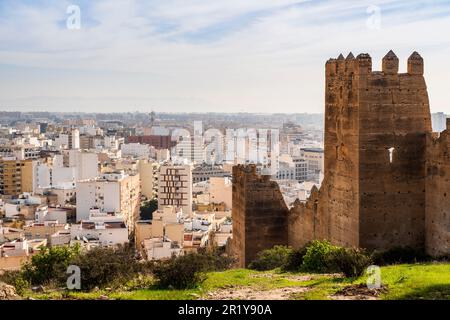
[232,51,450,267]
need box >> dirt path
[202,286,309,300]
[330,284,387,300]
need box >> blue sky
[1,0,450,113]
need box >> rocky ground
[331,284,388,300]
[0,282,21,300]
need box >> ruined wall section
[289,53,361,249]
[358,52,431,250]
[426,122,450,256]
[232,165,289,267]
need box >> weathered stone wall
[289,51,432,251]
[358,52,431,250]
[231,165,289,267]
[426,122,450,256]
[233,51,449,262]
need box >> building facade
[76,171,140,232]
[158,165,192,216]
[0,158,35,196]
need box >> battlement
[232,164,275,185]
[326,50,424,76]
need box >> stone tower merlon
[382,50,399,75]
[328,51,424,75]
[408,51,424,75]
[355,53,372,74]
[325,52,368,77]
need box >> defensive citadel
[231,51,450,267]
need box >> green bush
[140,199,158,220]
[0,270,29,295]
[302,240,339,273]
[281,245,309,272]
[327,247,372,277]
[153,251,233,289]
[199,248,235,272]
[248,246,293,271]
[153,253,208,289]
[371,246,430,266]
[21,245,80,285]
[13,275,30,296]
[70,244,145,291]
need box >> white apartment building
[50,184,76,206]
[138,160,159,199]
[294,158,308,182]
[66,150,99,181]
[431,112,447,133]
[34,151,98,190]
[104,135,120,150]
[54,129,80,150]
[76,171,140,232]
[192,164,227,183]
[34,206,68,224]
[121,143,150,159]
[136,206,184,260]
[0,145,40,160]
[300,148,324,173]
[276,161,295,180]
[158,165,192,216]
[172,125,205,164]
[154,148,170,162]
[71,210,128,247]
[143,238,182,260]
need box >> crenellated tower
[290,50,432,251]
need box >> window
[388,147,395,163]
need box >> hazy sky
[1,0,450,114]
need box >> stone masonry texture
[232,51,450,266]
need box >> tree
[21,245,80,285]
[140,199,158,220]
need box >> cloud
[0,0,450,113]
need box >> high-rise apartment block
[138,160,159,199]
[158,165,192,216]
[0,158,35,196]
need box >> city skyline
[1,1,450,113]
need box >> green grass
[200,269,315,291]
[372,263,450,300]
[294,262,450,300]
[23,263,450,300]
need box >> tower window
[388,147,395,163]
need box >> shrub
[13,275,30,296]
[70,244,144,291]
[153,251,233,289]
[281,245,308,272]
[21,245,80,285]
[140,199,158,220]
[248,246,293,271]
[0,270,29,295]
[327,247,372,277]
[200,248,235,271]
[153,253,208,289]
[302,240,339,273]
[371,246,430,266]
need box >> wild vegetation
[1,240,449,300]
